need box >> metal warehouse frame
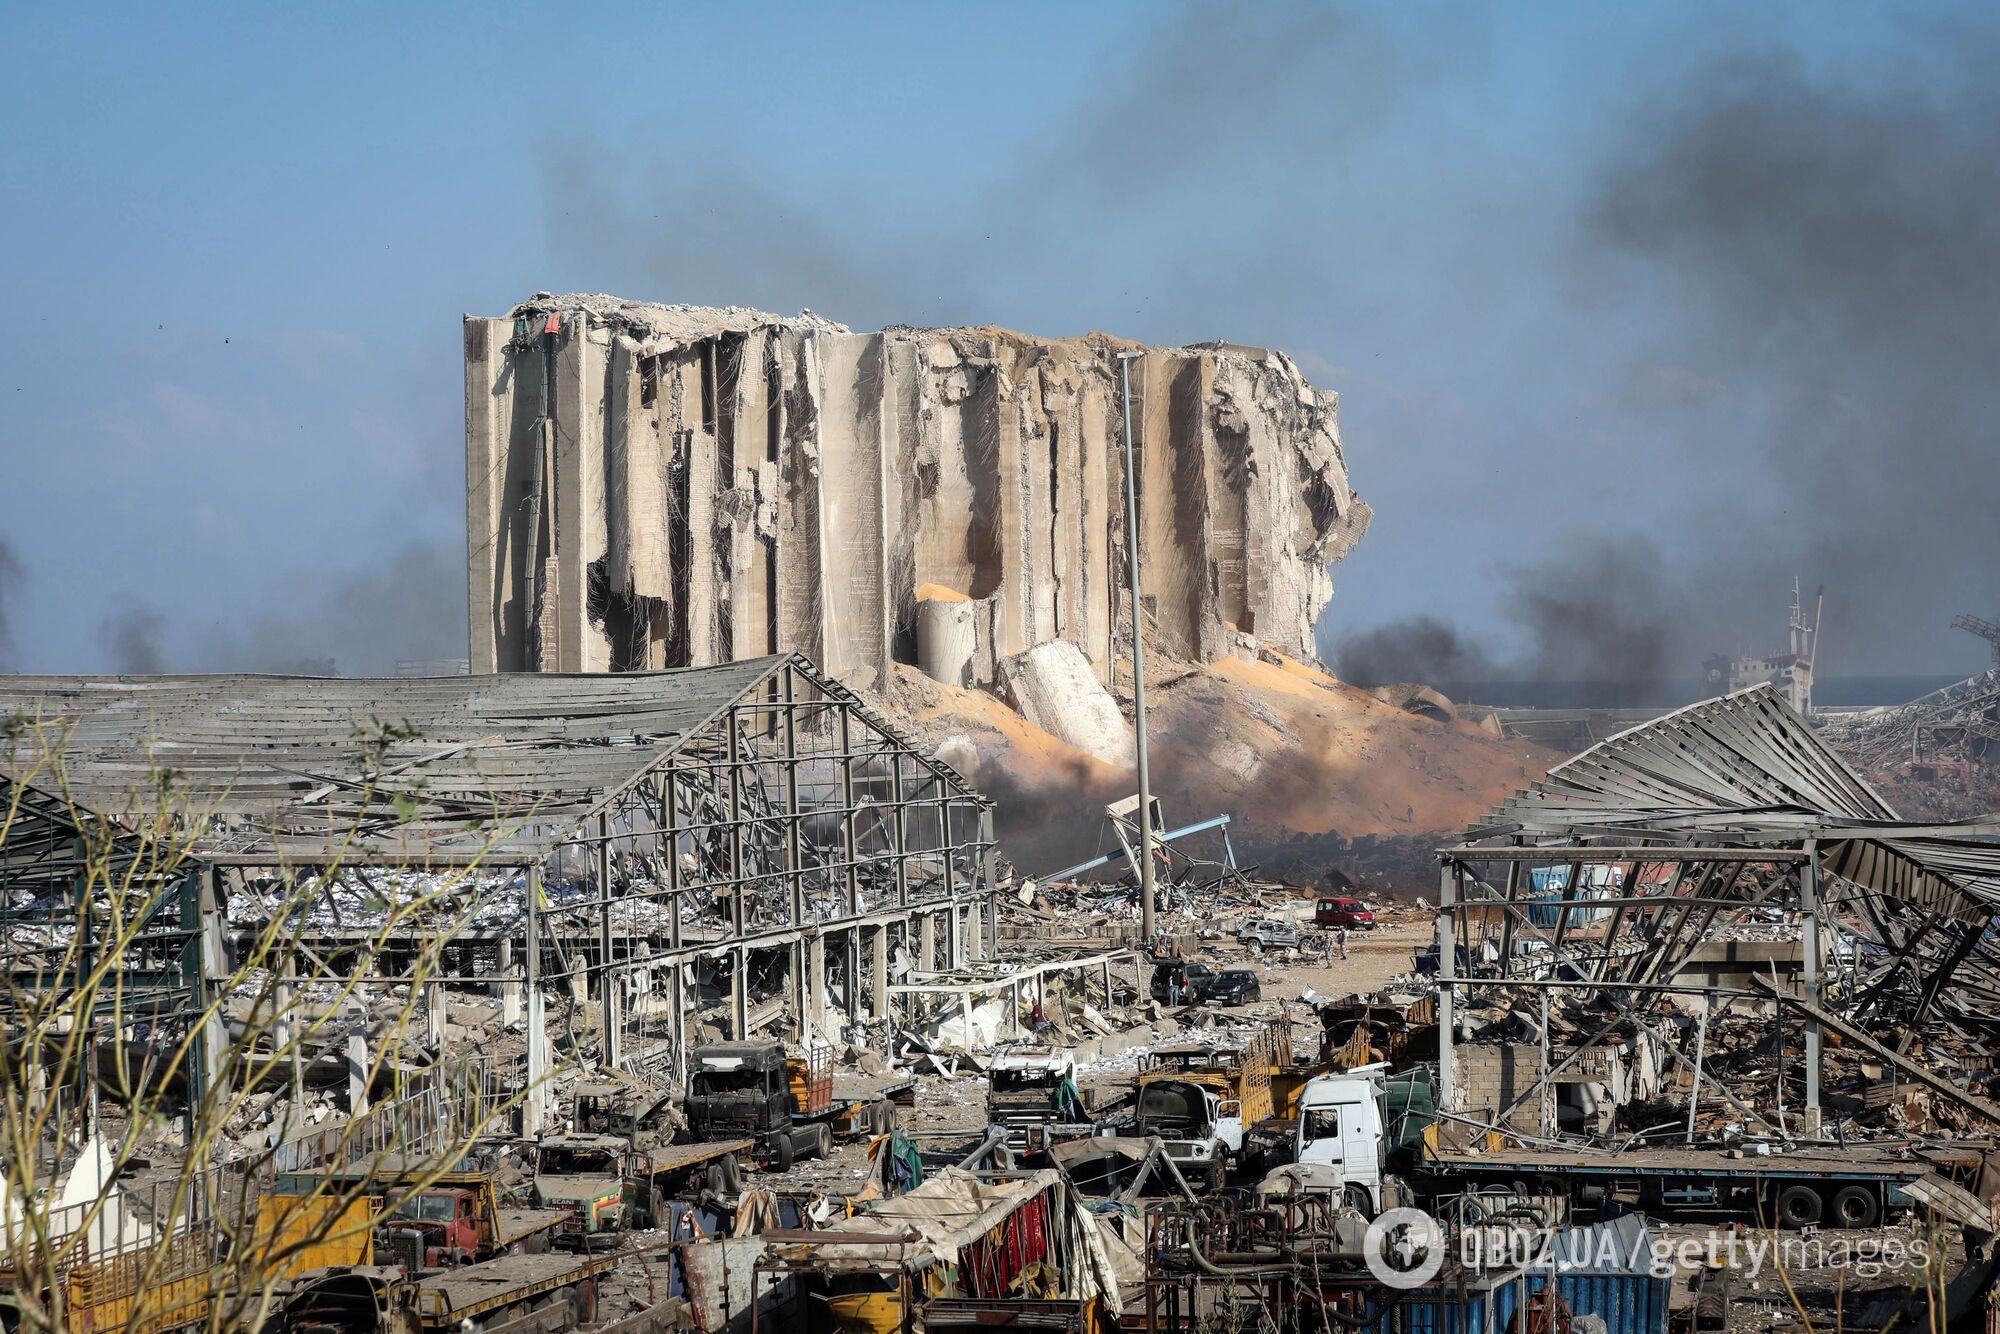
[1,653,999,1132]
[1434,685,2000,1141]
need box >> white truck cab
[1295,1069,1389,1213]
[1129,1078,1245,1187]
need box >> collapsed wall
[466,294,1370,689]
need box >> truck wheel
[1830,1185,1879,1228]
[1775,1185,1823,1229]
[873,1100,897,1134]
[772,1134,795,1172]
[572,1278,598,1324]
[814,1123,834,1158]
[719,1154,744,1192]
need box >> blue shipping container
[1372,1216,1668,1334]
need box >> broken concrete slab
[999,641,1134,769]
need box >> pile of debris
[1820,667,2000,818]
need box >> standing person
[1336,926,1349,960]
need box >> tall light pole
[1117,351,1159,945]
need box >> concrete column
[500,940,523,1027]
[669,963,687,1081]
[425,985,446,1047]
[790,939,808,1041]
[844,928,861,1023]
[920,913,939,975]
[808,934,828,1034]
[524,865,546,1136]
[347,1032,370,1116]
[524,985,548,1135]
[871,926,891,1022]
[602,975,622,1070]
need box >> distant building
[1704,582,1820,714]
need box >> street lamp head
[1116,350,1145,361]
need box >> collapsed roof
[0,654,982,866]
[1460,684,2000,919]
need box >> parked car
[1205,968,1262,1005]
[1315,897,1376,930]
[1150,959,1218,1003]
[1236,920,1300,949]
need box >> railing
[272,1052,514,1175]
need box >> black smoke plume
[1583,42,2000,664]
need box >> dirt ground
[1257,912,1432,1002]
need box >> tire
[815,1122,834,1158]
[573,1279,598,1325]
[1342,1184,1373,1216]
[771,1134,795,1172]
[1830,1184,1879,1229]
[719,1153,744,1193]
[1775,1184,1823,1229]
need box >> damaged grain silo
[465,294,1370,690]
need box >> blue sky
[3,1,1995,681]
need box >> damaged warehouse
[0,657,1004,1132]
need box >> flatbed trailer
[631,1138,755,1220]
[1421,1143,1965,1228]
[282,1251,607,1333]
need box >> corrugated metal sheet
[1462,684,2000,918]
[0,654,977,865]
[1377,1218,1668,1334]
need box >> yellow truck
[272,1163,565,1269]
[0,1216,217,1334]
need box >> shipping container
[1375,1215,1667,1334]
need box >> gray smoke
[1337,616,1494,690]
[99,603,167,674]
[1338,536,1687,689]
[199,540,468,676]
[94,541,467,678]
[1583,41,2000,662]
[0,538,20,669]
